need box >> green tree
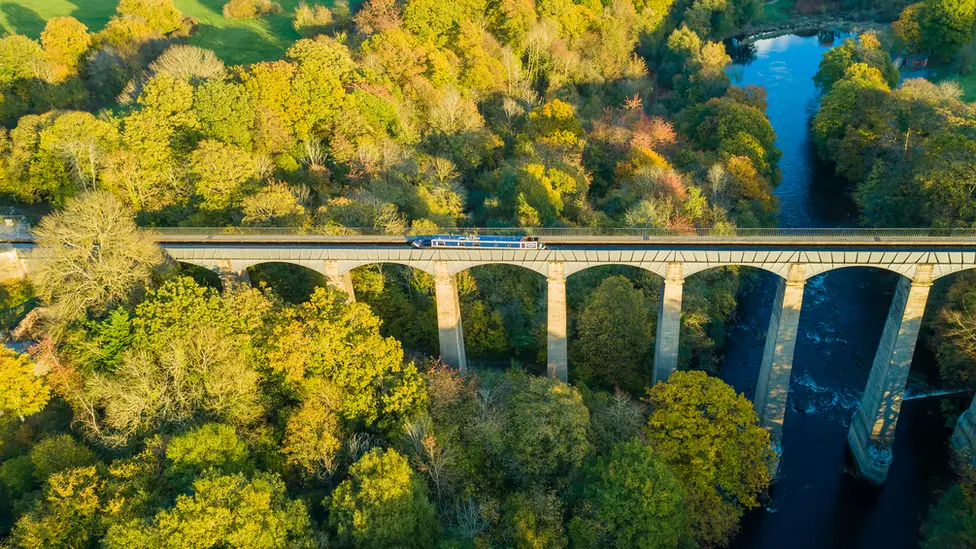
[813,35,899,93]
[922,0,976,58]
[570,440,689,549]
[164,423,250,487]
[644,371,773,547]
[502,489,568,549]
[193,79,254,149]
[30,191,163,323]
[105,473,316,549]
[329,448,440,548]
[492,371,591,488]
[894,3,926,52]
[10,466,104,549]
[574,275,652,393]
[0,348,49,420]
[922,463,976,549]
[28,435,97,484]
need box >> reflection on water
[721,32,956,549]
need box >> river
[721,30,963,549]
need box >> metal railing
[145,227,976,239]
[8,224,976,242]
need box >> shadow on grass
[66,0,116,33]
[0,2,45,36]
[190,22,292,65]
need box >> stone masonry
[434,261,466,370]
[547,262,568,382]
[753,263,806,475]
[847,264,933,485]
[652,262,684,385]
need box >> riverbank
[730,14,889,43]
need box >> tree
[76,278,265,446]
[894,3,926,52]
[329,448,439,548]
[193,79,254,149]
[492,371,591,487]
[922,462,976,549]
[502,489,568,548]
[164,423,250,487]
[574,275,653,393]
[813,35,899,93]
[241,181,307,226]
[570,440,689,549]
[643,371,773,547]
[187,140,257,210]
[0,348,49,420]
[28,434,97,484]
[116,0,184,35]
[40,17,92,74]
[10,466,104,549]
[104,473,316,549]
[267,287,428,431]
[281,378,343,479]
[922,0,976,58]
[30,191,163,323]
[149,45,225,82]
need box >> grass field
[758,0,796,24]
[0,0,314,65]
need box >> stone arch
[682,262,787,280]
[563,261,668,280]
[932,263,976,282]
[449,260,549,278]
[805,263,917,280]
[334,259,436,276]
[244,261,331,303]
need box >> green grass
[925,65,976,103]
[758,0,797,24]
[0,0,315,65]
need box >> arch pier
[12,232,976,484]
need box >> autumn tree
[329,447,440,548]
[40,17,92,74]
[644,371,773,547]
[0,349,49,420]
[116,0,184,35]
[281,378,343,479]
[30,191,162,324]
[266,287,427,431]
[188,140,257,210]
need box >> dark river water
[721,31,962,549]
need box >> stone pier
[952,395,976,465]
[434,261,466,370]
[215,259,249,288]
[754,263,806,472]
[652,262,684,385]
[324,260,356,302]
[547,262,568,382]
[848,264,933,485]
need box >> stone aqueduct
[8,228,976,484]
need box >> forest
[0,0,974,547]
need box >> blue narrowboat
[410,235,545,249]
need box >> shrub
[294,2,334,36]
[223,0,283,19]
[149,45,225,81]
[117,0,184,35]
